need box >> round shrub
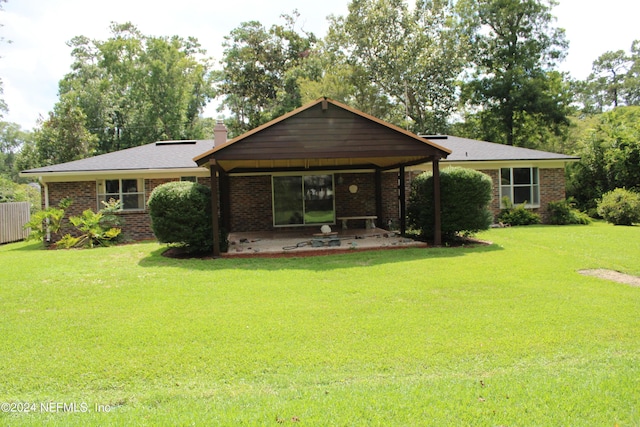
[407,167,493,239]
[547,199,591,225]
[148,181,213,253]
[496,204,541,226]
[597,188,640,226]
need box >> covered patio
[194,98,451,256]
[225,227,427,257]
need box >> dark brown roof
[195,98,451,172]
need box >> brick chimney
[214,120,227,146]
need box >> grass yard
[1,222,639,426]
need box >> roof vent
[420,135,448,140]
[155,140,197,146]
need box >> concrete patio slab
[224,228,427,257]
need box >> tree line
[1,0,639,212]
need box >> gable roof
[21,140,213,177]
[194,97,451,172]
[422,135,579,163]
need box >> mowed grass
[1,222,639,426]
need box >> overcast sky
[1,0,639,130]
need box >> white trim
[499,167,541,208]
[408,159,576,172]
[97,178,146,212]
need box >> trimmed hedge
[148,181,215,253]
[407,167,493,239]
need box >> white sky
[1,0,639,130]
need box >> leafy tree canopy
[567,106,640,212]
[216,12,317,136]
[576,40,640,114]
[457,0,570,146]
[51,22,216,157]
[320,0,471,134]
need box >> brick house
[21,98,578,252]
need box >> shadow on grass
[138,242,504,272]
[2,241,46,251]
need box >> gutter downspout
[43,180,51,242]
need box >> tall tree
[216,12,316,136]
[567,106,640,212]
[575,40,640,114]
[325,0,471,133]
[625,40,640,105]
[57,22,215,155]
[34,94,98,166]
[0,121,32,180]
[459,0,569,146]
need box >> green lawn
[1,222,639,426]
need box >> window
[97,178,145,211]
[181,176,197,182]
[272,174,335,226]
[500,168,539,206]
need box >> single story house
[21,98,578,253]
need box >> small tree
[407,167,493,240]
[597,188,640,226]
[148,181,216,253]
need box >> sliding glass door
[273,174,335,226]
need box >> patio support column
[399,166,406,235]
[220,170,231,231]
[209,159,220,258]
[433,158,442,246]
[375,169,382,227]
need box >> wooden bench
[336,216,377,230]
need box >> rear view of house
[21,98,578,253]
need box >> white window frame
[499,167,540,208]
[96,178,145,211]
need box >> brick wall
[537,168,566,223]
[44,166,568,241]
[228,175,273,232]
[405,167,567,224]
[227,172,399,232]
[335,172,378,229]
[45,177,210,243]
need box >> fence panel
[0,202,31,244]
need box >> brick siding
[228,175,273,232]
[45,176,212,243]
[44,166,567,242]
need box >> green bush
[497,198,541,226]
[597,188,640,226]
[547,199,592,225]
[24,197,123,248]
[407,167,493,239]
[148,181,227,253]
